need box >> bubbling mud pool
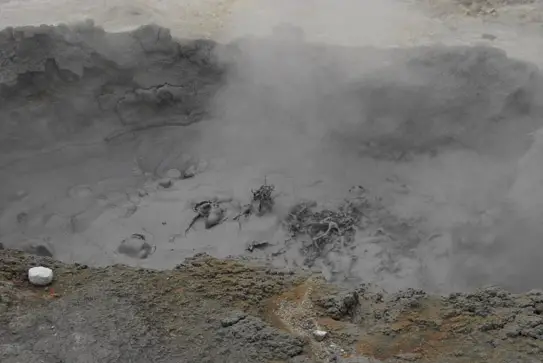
[1,21,543,294]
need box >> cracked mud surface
[1,250,543,362]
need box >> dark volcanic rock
[218,315,305,360]
[316,290,360,320]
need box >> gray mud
[1,22,543,296]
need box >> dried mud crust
[1,250,543,363]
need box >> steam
[193,0,543,292]
[197,0,434,187]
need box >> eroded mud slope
[0,22,222,154]
[1,249,543,363]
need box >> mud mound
[1,249,543,362]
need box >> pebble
[312,330,328,341]
[158,178,173,188]
[28,266,54,286]
[165,168,182,179]
[221,312,247,327]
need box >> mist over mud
[1,0,543,294]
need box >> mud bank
[1,250,543,362]
[1,23,543,294]
[1,23,541,156]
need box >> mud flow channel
[1,23,543,293]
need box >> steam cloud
[194,0,543,292]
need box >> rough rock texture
[0,22,223,153]
[0,251,309,363]
[1,249,542,362]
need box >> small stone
[221,312,246,327]
[165,168,182,179]
[158,178,172,188]
[183,165,197,179]
[28,267,54,286]
[535,303,543,315]
[312,330,328,341]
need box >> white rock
[28,266,54,286]
[312,330,328,341]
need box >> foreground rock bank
[0,249,542,363]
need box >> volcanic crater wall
[0,22,223,153]
[1,22,543,160]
